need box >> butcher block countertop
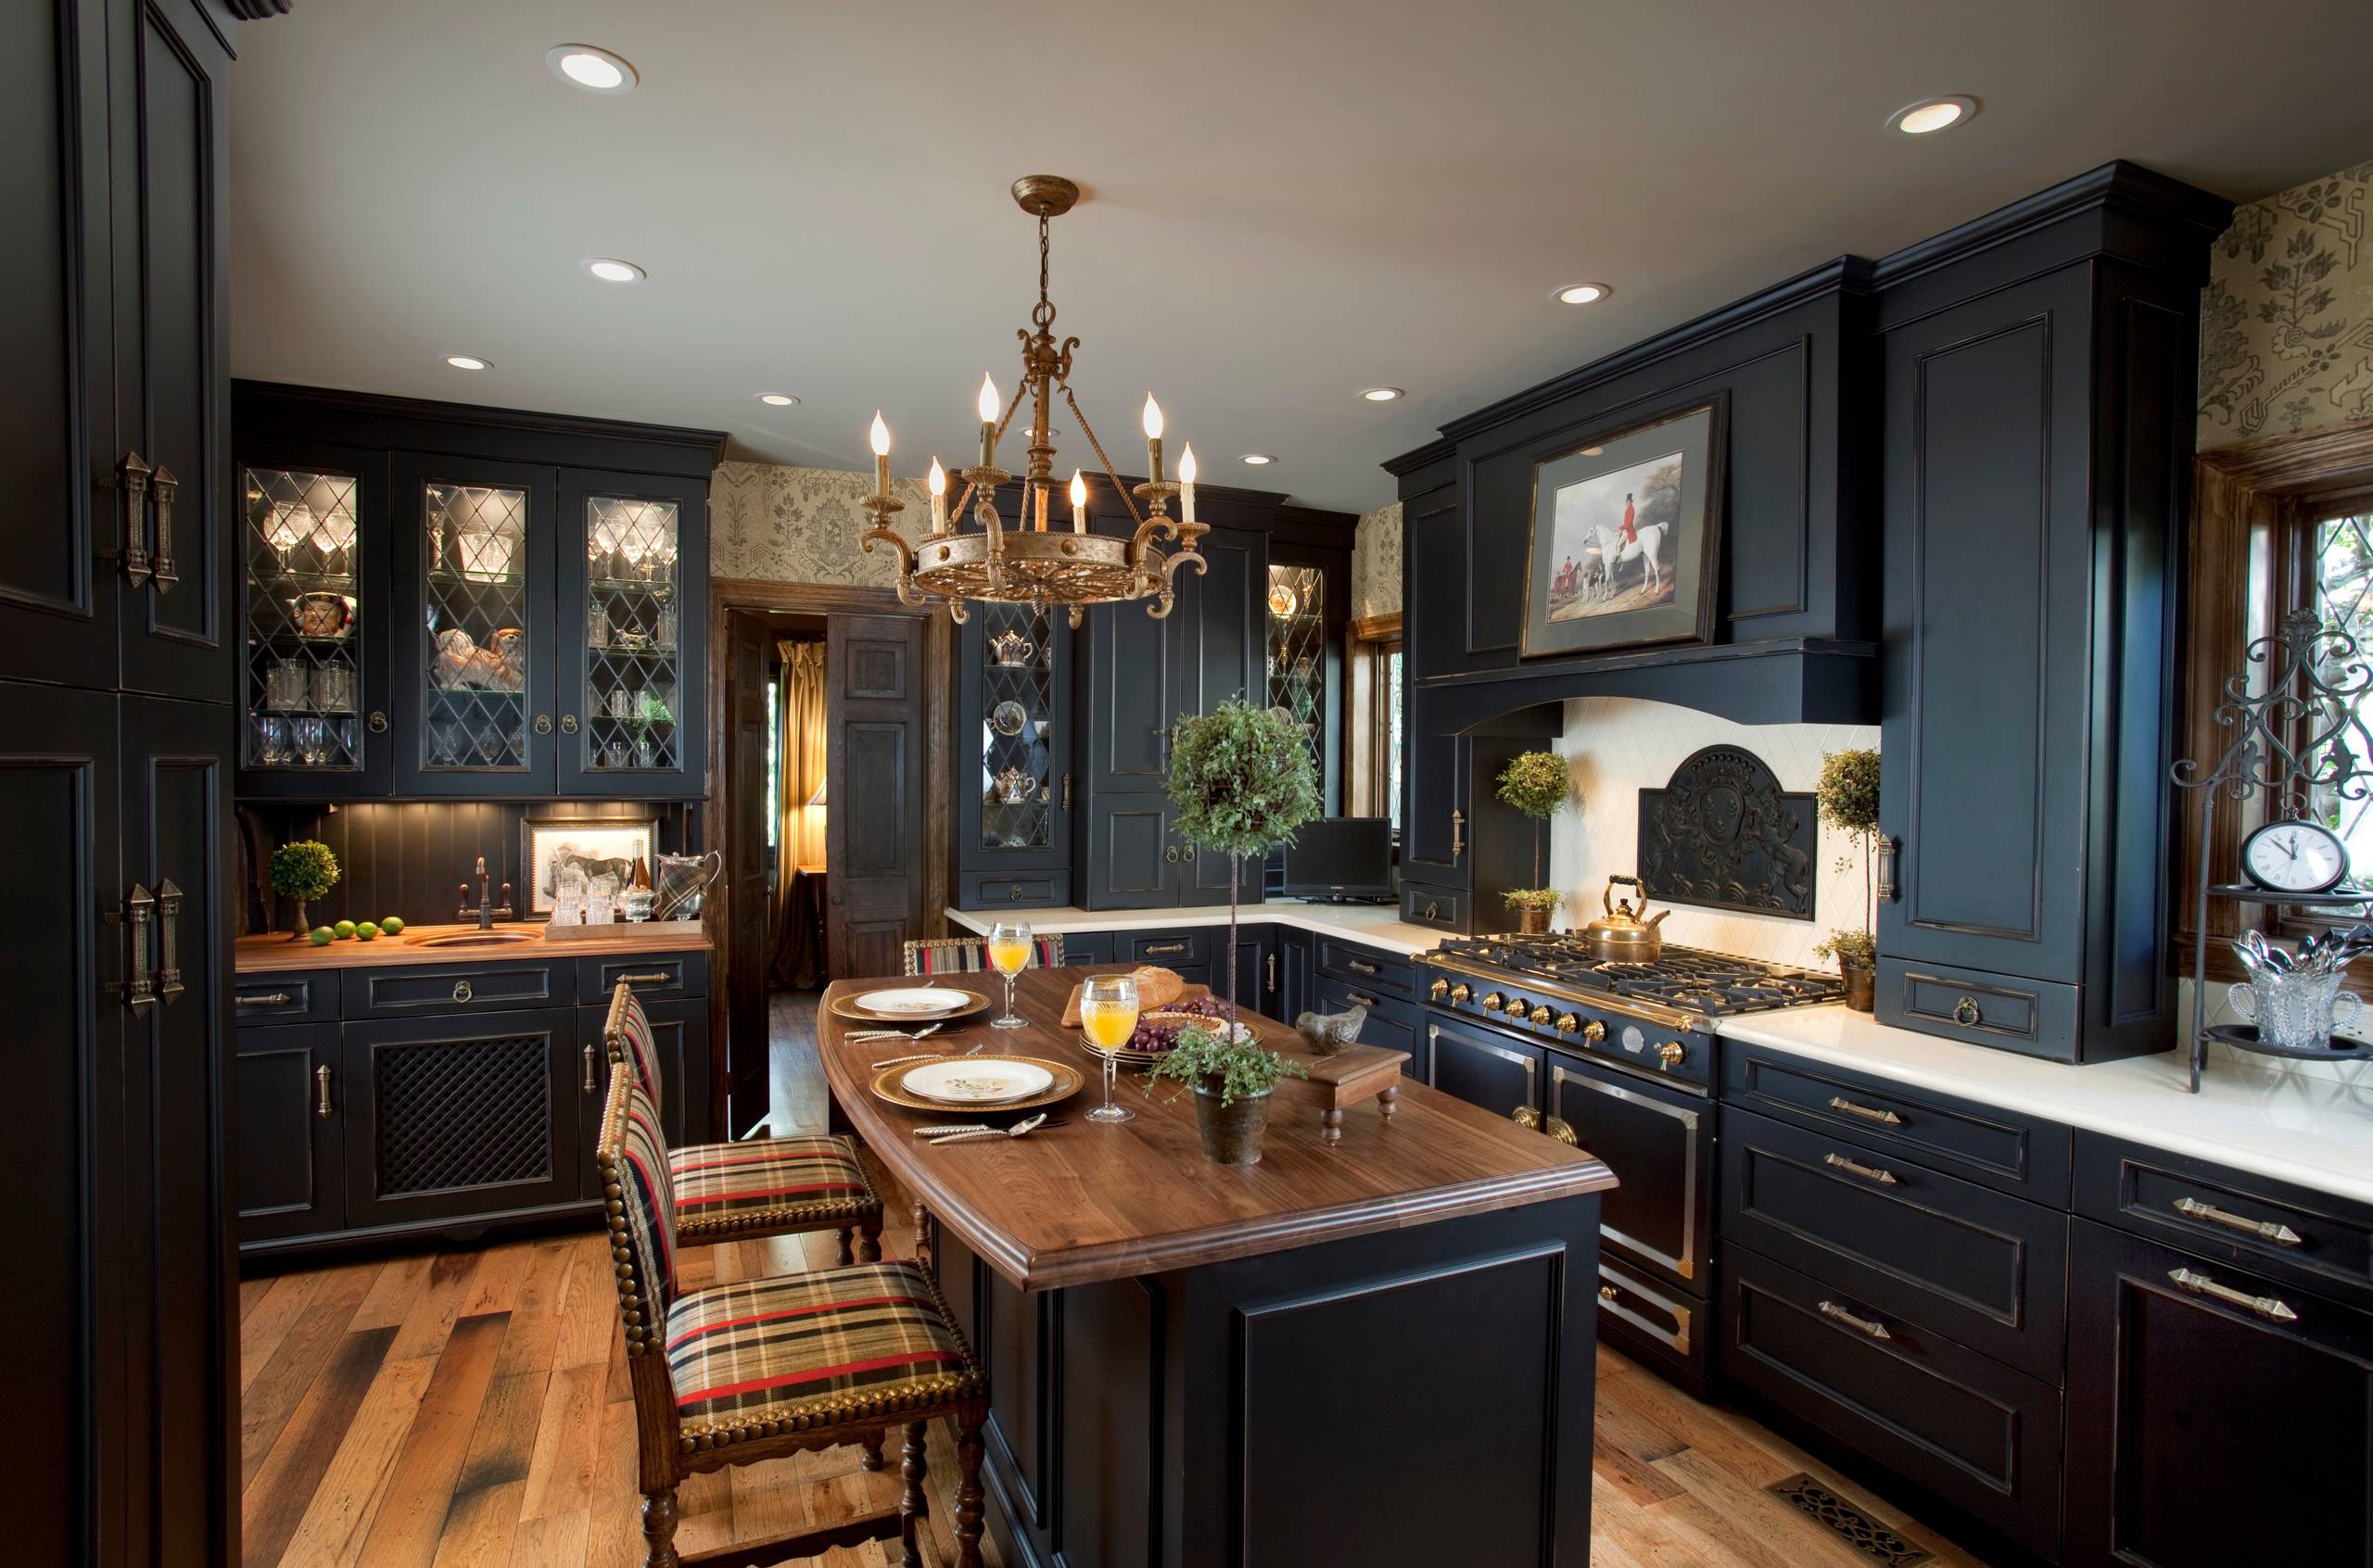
[235,921,709,973]
[820,965,1617,1291]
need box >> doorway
[709,580,949,1138]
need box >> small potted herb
[1502,886,1564,934]
[1496,750,1570,933]
[1813,747,1882,1010]
[270,839,340,939]
[1143,1024,1307,1165]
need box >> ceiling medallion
[859,175,1209,627]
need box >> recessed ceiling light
[584,258,645,284]
[1886,95,1977,135]
[1360,386,1403,402]
[444,354,491,372]
[547,44,637,94]
[756,392,799,407]
[1552,282,1611,305]
[1240,453,1275,465]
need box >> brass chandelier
[860,174,1207,626]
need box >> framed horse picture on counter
[1521,392,1727,658]
[521,815,658,915]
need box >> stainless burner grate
[1433,936,1846,1017]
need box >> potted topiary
[1812,747,1882,1010]
[1164,700,1322,1038]
[270,839,340,940]
[1143,1023,1308,1164]
[1496,749,1570,933]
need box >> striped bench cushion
[596,1065,679,1319]
[902,935,1064,976]
[605,983,663,1116]
[665,1260,983,1444]
[668,1134,882,1239]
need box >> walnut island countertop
[235,921,709,972]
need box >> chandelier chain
[1063,386,1147,532]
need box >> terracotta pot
[1840,956,1876,1013]
[1191,1081,1271,1165]
[1516,904,1551,935]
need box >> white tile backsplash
[1543,695,1882,970]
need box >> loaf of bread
[1130,966,1186,1008]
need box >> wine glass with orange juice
[1079,973,1141,1124]
[987,921,1032,1029]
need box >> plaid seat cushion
[668,1134,882,1240]
[902,934,1064,976]
[605,983,664,1116]
[665,1260,983,1447]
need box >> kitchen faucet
[458,856,515,929]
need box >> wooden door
[826,612,928,979]
[0,680,121,1567]
[111,0,235,707]
[724,610,770,1139]
[117,691,235,1568]
[1,0,117,691]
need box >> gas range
[1423,934,1846,1093]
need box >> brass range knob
[1449,983,1472,1005]
[1481,993,1506,1014]
[1429,978,1450,1000]
[1582,1019,1608,1043]
[1529,1004,1555,1025]
[1555,1012,1580,1033]
[1657,1041,1686,1070]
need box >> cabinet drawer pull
[155,879,184,1002]
[149,466,180,591]
[1143,942,1188,956]
[1346,991,1379,1008]
[1875,835,1899,903]
[1449,808,1465,859]
[533,714,553,736]
[1348,958,1380,977]
[1266,952,1278,993]
[1823,1151,1899,1186]
[1818,1299,1893,1340]
[616,971,674,986]
[367,711,389,734]
[1827,1095,1903,1127]
[1163,845,1179,864]
[582,1043,599,1094]
[560,714,579,735]
[2167,1267,2298,1323]
[315,1064,336,1119]
[241,992,296,1008]
[2174,1196,2303,1246]
[114,883,156,1014]
[452,980,475,1003]
[1950,995,1982,1028]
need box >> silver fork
[928,1112,1052,1145]
[847,1021,947,1046]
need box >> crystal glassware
[1078,973,1141,1123]
[987,920,1033,1029]
[2228,972,2365,1051]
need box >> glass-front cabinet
[956,598,1072,907]
[558,468,708,797]
[1266,563,1326,781]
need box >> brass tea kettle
[1581,875,1669,963]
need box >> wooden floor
[239,991,1989,1567]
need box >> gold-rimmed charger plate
[868,1054,1083,1115]
[830,988,989,1026]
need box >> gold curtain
[771,639,828,986]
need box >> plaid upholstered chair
[899,932,1065,976]
[605,982,885,1263]
[598,1064,988,1568]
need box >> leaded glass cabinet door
[389,453,556,796]
[557,468,707,799]
[236,442,392,797]
[955,595,1072,898]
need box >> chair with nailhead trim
[605,980,886,1264]
[899,933,1065,976]
[597,1064,987,1568]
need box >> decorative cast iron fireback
[1636,744,1817,919]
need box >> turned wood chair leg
[898,1420,932,1568]
[954,1414,987,1568]
[641,1486,681,1568]
[835,1224,856,1266]
[857,1210,884,1263]
[911,1198,932,1271]
[860,1430,886,1470]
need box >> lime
[354,921,379,941]
[334,919,357,939]
[309,926,335,946]
[380,916,406,935]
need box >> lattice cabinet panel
[341,1009,580,1226]
[1266,563,1325,777]
[244,465,366,774]
[978,600,1057,852]
[581,494,683,774]
[421,481,533,773]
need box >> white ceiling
[230,0,2371,513]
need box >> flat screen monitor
[1279,817,1395,901]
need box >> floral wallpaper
[709,460,933,585]
[1351,500,1402,621]
[2200,158,2373,447]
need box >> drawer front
[343,961,575,1019]
[235,968,340,1026]
[1596,1258,1709,1392]
[1427,1014,1540,1118]
[1721,1106,2069,1382]
[1722,1043,2072,1204]
[574,950,710,1005]
[1720,1244,2065,1561]
[2075,1132,2373,1312]
[1310,977,1423,1075]
[1876,956,2081,1062]
[1399,883,1465,932]
[1060,931,1116,967]
[1127,929,1209,967]
[961,872,1068,910]
[1315,939,1416,1000]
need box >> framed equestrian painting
[521,815,657,915]
[1520,392,1727,658]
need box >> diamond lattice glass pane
[243,466,363,771]
[980,601,1054,850]
[2313,515,2373,865]
[584,497,682,773]
[423,483,529,771]
[1265,564,1325,778]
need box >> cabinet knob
[1950,995,1982,1028]
[1599,1283,1620,1302]
[533,714,553,735]
[1164,845,1179,863]
[366,711,389,734]
[452,980,475,1004]
[561,714,580,735]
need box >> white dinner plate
[856,987,966,1016]
[898,1057,1057,1106]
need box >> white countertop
[945,902,1452,958]
[1718,1005,2373,1206]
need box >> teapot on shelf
[1580,875,1669,963]
[988,628,1036,668]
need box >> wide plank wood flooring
[240,991,1990,1567]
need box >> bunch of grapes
[1127,993,1232,1054]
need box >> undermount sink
[404,929,543,948]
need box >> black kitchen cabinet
[955,598,1073,907]
[1399,688,1557,937]
[1872,170,2228,1062]
[235,1022,345,1243]
[2065,1218,2373,1568]
[1426,1012,1542,1119]
[1275,925,1314,1021]
[557,466,710,798]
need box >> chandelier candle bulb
[1143,394,1165,486]
[978,374,999,470]
[928,457,947,530]
[869,411,892,499]
[1070,469,1087,534]
[1178,444,1198,525]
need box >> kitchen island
[818,966,1618,1568]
